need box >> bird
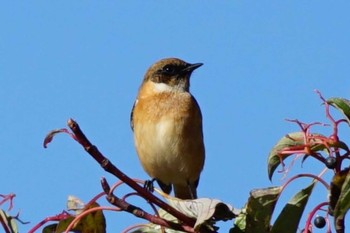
[130,57,205,199]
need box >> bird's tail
[174,182,197,199]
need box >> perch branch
[66,118,196,227]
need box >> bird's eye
[162,65,177,75]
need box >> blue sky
[1,1,350,232]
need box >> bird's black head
[144,58,203,92]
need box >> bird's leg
[144,178,172,195]
[144,178,156,192]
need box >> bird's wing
[130,100,136,131]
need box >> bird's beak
[182,63,203,73]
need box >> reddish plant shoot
[272,90,350,233]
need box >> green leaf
[268,132,305,180]
[46,202,106,233]
[333,168,350,232]
[330,140,350,152]
[0,209,18,233]
[267,131,343,180]
[230,211,246,233]
[329,168,349,216]
[327,97,350,124]
[55,216,77,233]
[232,186,281,233]
[82,203,106,233]
[271,181,315,233]
[42,223,59,233]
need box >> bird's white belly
[135,119,190,184]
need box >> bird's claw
[144,179,155,193]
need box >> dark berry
[314,216,326,228]
[325,156,337,169]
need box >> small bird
[130,58,205,199]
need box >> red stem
[282,173,330,192]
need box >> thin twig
[66,118,196,227]
[101,178,195,233]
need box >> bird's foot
[144,178,155,193]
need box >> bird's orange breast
[132,89,205,185]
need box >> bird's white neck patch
[153,82,186,93]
